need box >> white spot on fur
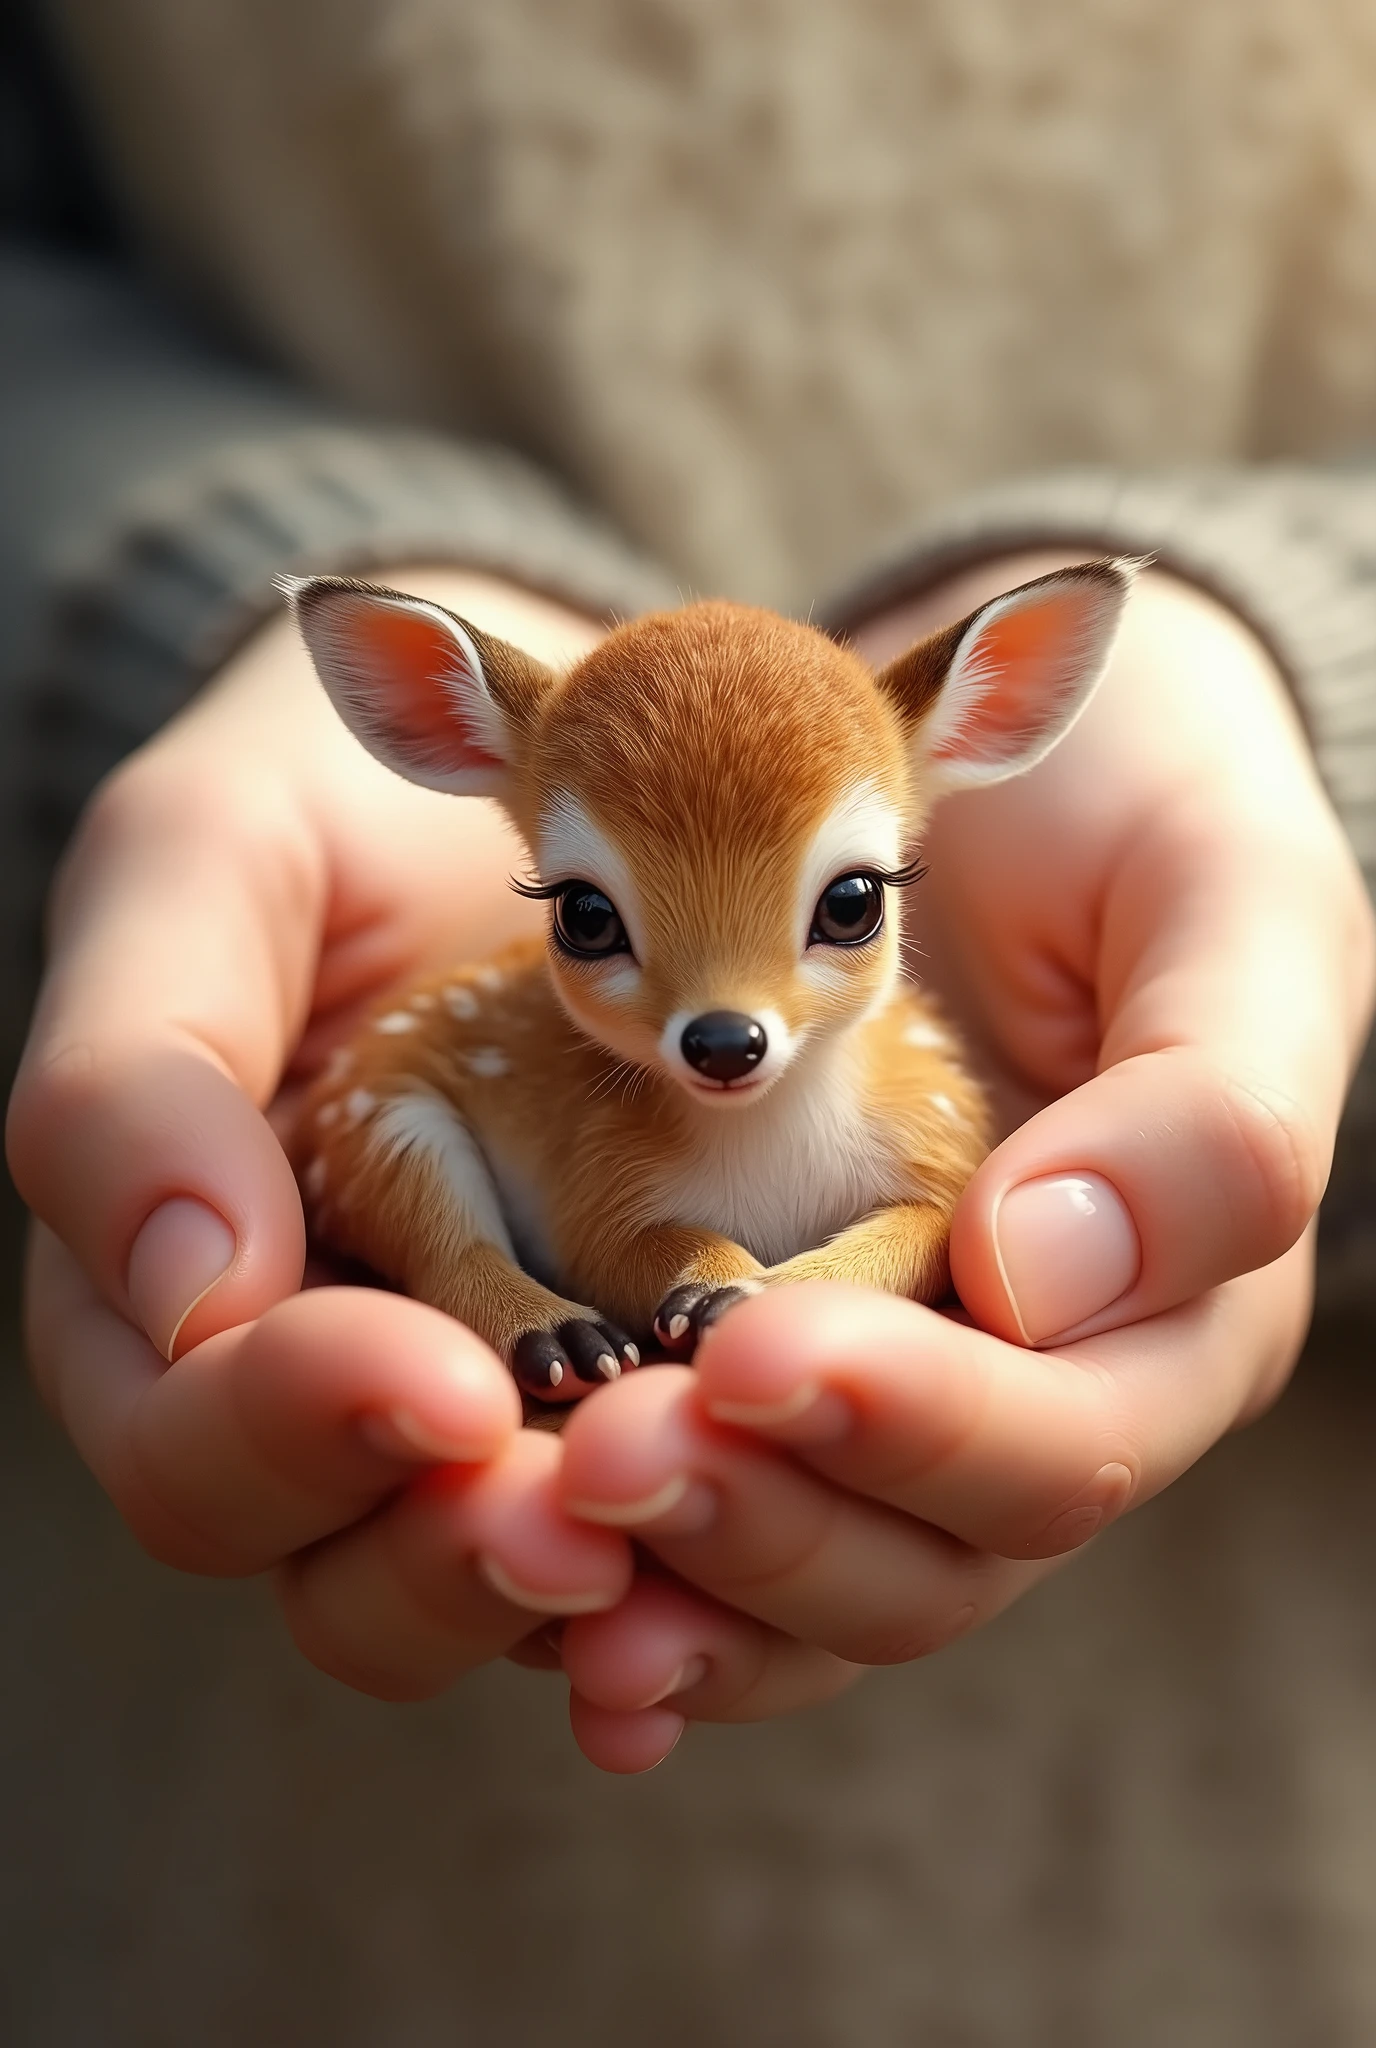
[316,1100,340,1128]
[904,1019,949,1050]
[443,985,479,1019]
[369,1092,514,1257]
[410,992,436,1011]
[476,966,505,993]
[931,1093,961,1120]
[375,1010,417,1034]
[322,1046,354,1084]
[303,1157,327,1200]
[344,1088,377,1127]
[467,1046,510,1078]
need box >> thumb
[7,762,314,1357]
[951,816,1372,1348]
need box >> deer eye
[553,882,630,958]
[810,872,886,947]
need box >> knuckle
[274,1565,448,1703]
[1221,1071,1329,1254]
[851,1599,981,1667]
[5,1039,109,1209]
[114,1475,256,1577]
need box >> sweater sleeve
[0,247,678,1056]
[820,466,1376,1311]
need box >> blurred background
[4,2,1376,2042]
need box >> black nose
[680,1011,768,1084]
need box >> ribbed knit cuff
[821,465,1376,1311]
[22,423,680,864]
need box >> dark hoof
[653,1283,753,1359]
[512,1320,641,1400]
[558,1318,641,1385]
[512,1329,571,1397]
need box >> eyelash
[510,875,573,901]
[511,860,928,899]
[866,859,927,890]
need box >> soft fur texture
[52,0,1376,608]
[288,571,1127,1403]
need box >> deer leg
[298,1087,637,1405]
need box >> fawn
[288,562,1131,1406]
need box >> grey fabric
[0,247,678,1067]
[821,466,1376,1308]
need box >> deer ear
[876,560,1137,796]
[285,575,557,797]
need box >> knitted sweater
[5,0,1376,1294]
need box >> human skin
[8,554,1372,1773]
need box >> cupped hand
[549,556,1375,1765]
[10,553,1373,1776]
[6,572,650,1712]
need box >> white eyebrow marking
[443,985,479,1019]
[537,794,646,960]
[375,1010,418,1034]
[795,780,905,951]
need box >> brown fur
[289,573,1128,1407]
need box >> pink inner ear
[354,604,504,774]
[930,589,1094,766]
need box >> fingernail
[478,1555,620,1616]
[359,1409,495,1464]
[1039,1462,1137,1553]
[706,1382,851,1443]
[644,1654,709,1706]
[127,1197,237,1361]
[993,1172,1140,1345]
[565,1473,718,1536]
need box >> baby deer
[288,562,1131,1407]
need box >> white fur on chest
[645,1065,906,1269]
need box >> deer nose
[680,1011,768,1083]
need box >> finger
[278,1430,633,1701]
[690,1254,1312,1561]
[6,754,319,1355]
[564,1577,860,1775]
[558,1368,1044,1661]
[562,1574,862,1720]
[26,1236,523,1573]
[952,797,1370,1349]
[566,1697,689,1774]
